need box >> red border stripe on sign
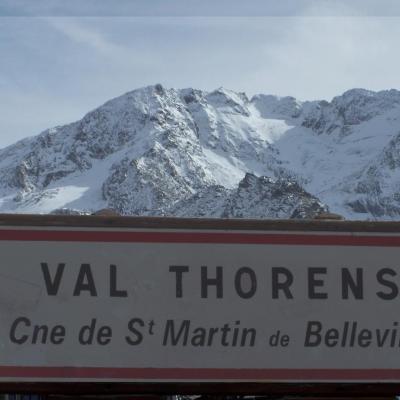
[0,229,399,246]
[0,367,399,380]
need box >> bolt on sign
[1,215,400,384]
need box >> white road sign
[0,221,400,382]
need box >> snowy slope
[1,84,400,220]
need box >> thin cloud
[47,18,129,58]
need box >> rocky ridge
[1,84,400,220]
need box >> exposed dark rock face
[168,173,327,219]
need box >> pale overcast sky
[1,0,400,148]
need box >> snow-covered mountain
[1,84,400,220]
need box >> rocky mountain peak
[1,84,400,220]
[251,94,303,120]
[302,88,400,136]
